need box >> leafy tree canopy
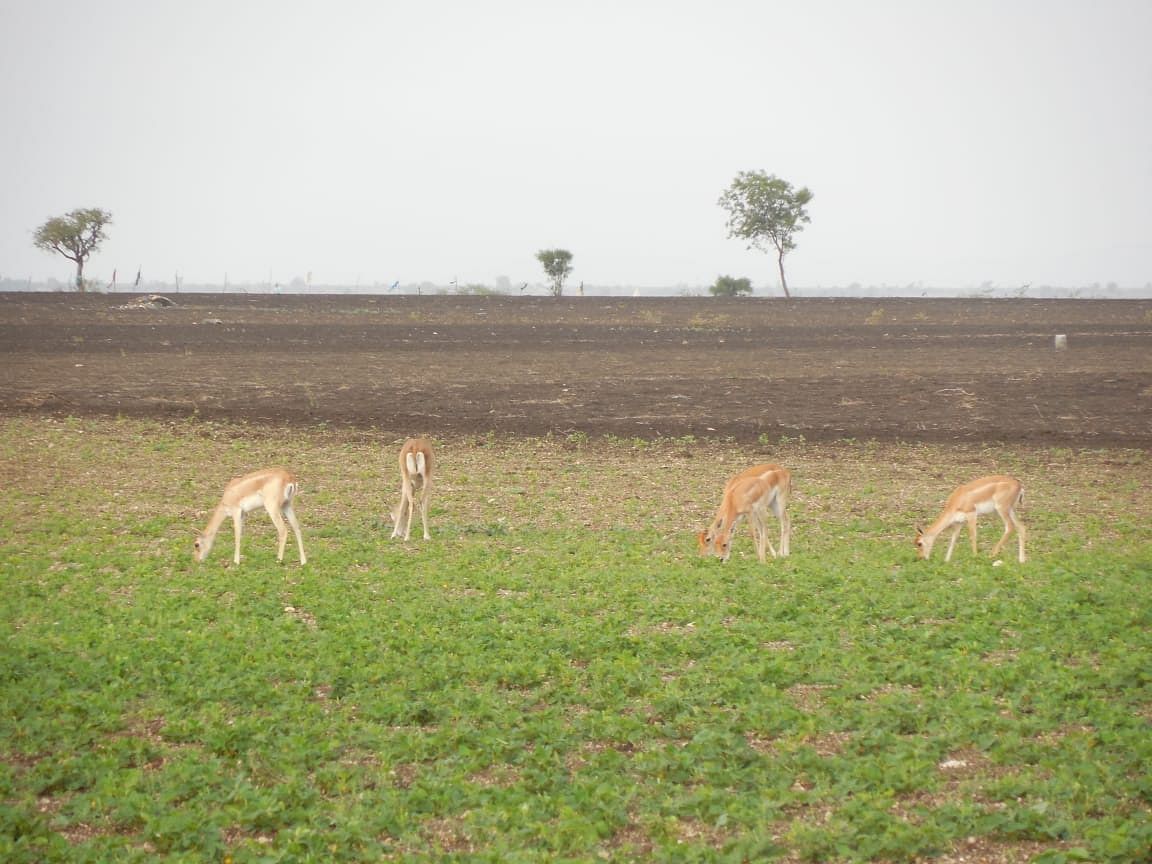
[718,172,812,297]
[709,275,753,297]
[33,208,113,292]
[536,249,574,297]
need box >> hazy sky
[2,1,1150,290]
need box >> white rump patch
[407,452,426,477]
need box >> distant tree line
[31,170,815,297]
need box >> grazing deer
[699,463,777,555]
[194,468,306,565]
[916,475,1026,563]
[698,464,791,562]
[391,438,434,541]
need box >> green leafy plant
[1,416,1150,862]
[709,275,753,297]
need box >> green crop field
[1,416,1149,863]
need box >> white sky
[2,0,1150,290]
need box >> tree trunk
[75,258,86,293]
[776,250,790,299]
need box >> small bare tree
[33,208,113,292]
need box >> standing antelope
[698,464,791,562]
[390,438,434,541]
[916,474,1026,563]
[194,468,307,565]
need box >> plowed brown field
[2,292,1149,447]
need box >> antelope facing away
[698,463,792,562]
[391,438,434,541]
[916,474,1026,563]
[194,467,306,565]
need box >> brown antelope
[698,464,791,562]
[916,475,1026,563]
[391,438,434,541]
[194,468,306,565]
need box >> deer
[916,475,1026,563]
[390,438,434,541]
[194,467,306,565]
[699,464,792,562]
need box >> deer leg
[748,510,763,562]
[266,503,289,562]
[393,481,417,541]
[990,507,1015,558]
[1005,507,1027,563]
[944,523,963,561]
[402,481,415,540]
[418,484,431,540]
[967,513,980,557]
[757,511,774,562]
[284,503,307,564]
[390,479,406,539]
[772,494,790,558]
[758,511,777,560]
[232,510,245,565]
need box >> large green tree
[718,172,812,298]
[536,249,573,297]
[33,208,113,292]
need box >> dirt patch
[1,292,1149,447]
